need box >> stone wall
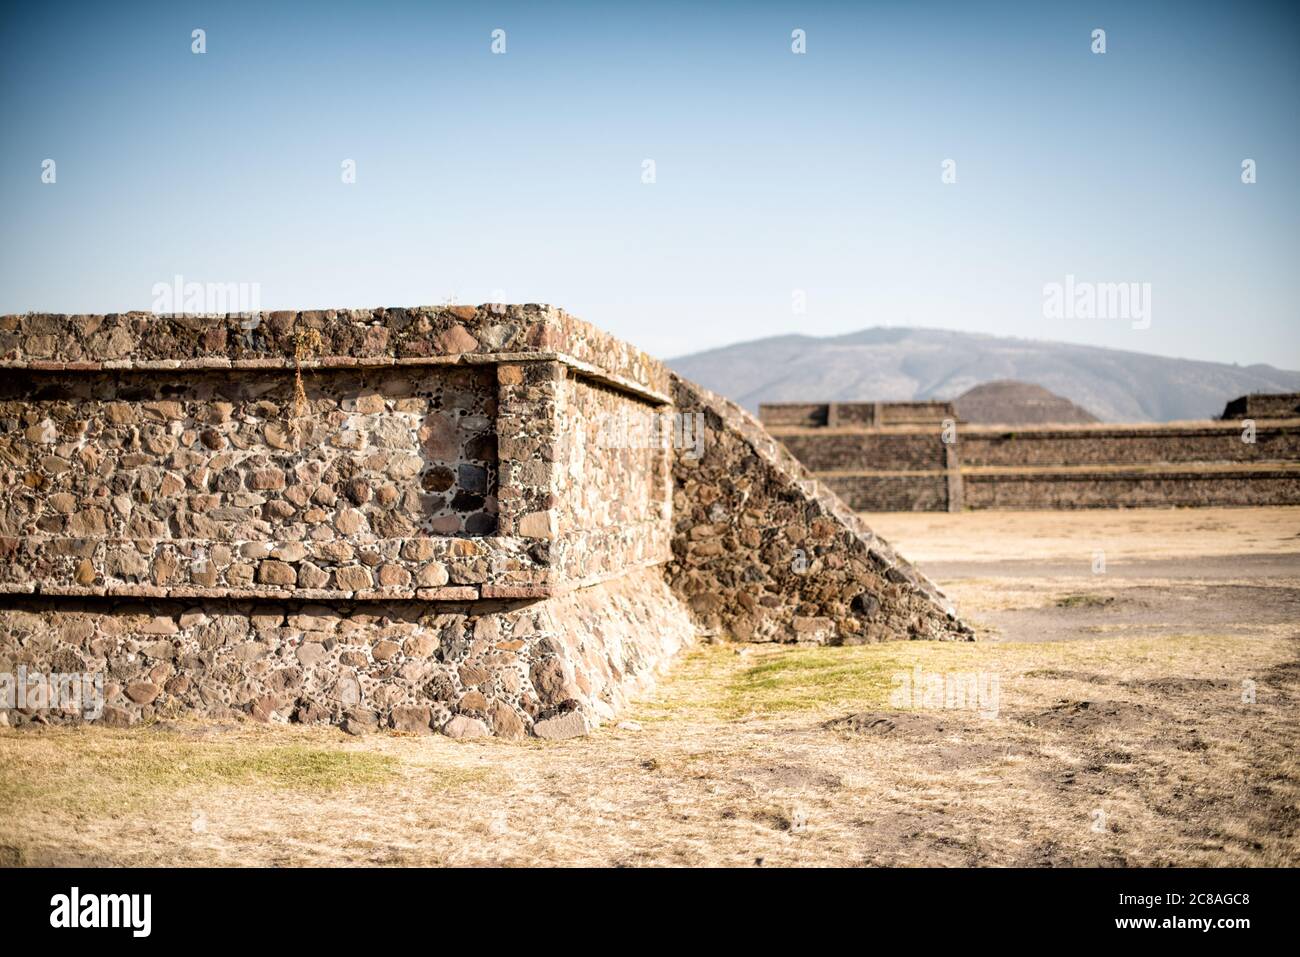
[871,401,954,426]
[2,365,500,582]
[760,401,954,429]
[963,468,1300,509]
[0,565,692,738]
[552,371,672,586]
[757,403,830,429]
[823,473,950,512]
[960,425,1300,468]
[765,407,1300,512]
[1221,392,1300,420]
[777,431,948,472]
[0,305,970,735]
[0,306,669,398]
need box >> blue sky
[1,0,1296,366]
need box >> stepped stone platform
[762,401,1300,512]
[1221,392,1300,421]
[0,306,968,737]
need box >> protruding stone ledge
[0,535,544,599]
[0,305,671,405]
[0,523,673,604]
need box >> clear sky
[2,0,1296,367]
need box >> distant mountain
[955,380,1099,425]
[668,328,1300,422]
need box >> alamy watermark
[151,274,261,317]
[50,887,151,937]
[1043,274,1151,330]
[1,666,104,720]
[890,664,1000,718]
[596,409,705,460]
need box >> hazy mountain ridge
[668,328,1300,422]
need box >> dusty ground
[863,505,1300,564]
[2,507,1298,867]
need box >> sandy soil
[2,507,1297,867]
[862,505,1300,563]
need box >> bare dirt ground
[2,507,1298,867]
[865,506,1300,564]
[869,506,1300,645]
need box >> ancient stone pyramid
[0,306,969,737]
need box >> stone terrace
[0,306,968,737]
[762,400,1300,511]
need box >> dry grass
[0,732,402,816]
[1,507,1297,867]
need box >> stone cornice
[0,304,670,405]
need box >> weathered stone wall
[0,565,692,737]
[760,401,954,429]
[960,425,1300,468]
[873,401,954,426]
[0,364,545,601]
[0,305,670,400]
[823,473,950,512]
[0,308,676,604]
[769,412,1300,512]
[2,364,498,540]
[552,371,672,586]
[777,431,948,472]
[963,468,1300,509]
[1221,392,1300,420]
[758,403,830,428]
[667,377,969,644]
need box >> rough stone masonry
[0,306,969,737]
[761,400,1300,512]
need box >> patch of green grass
[645,633,1272,722]
[632,632,1276,731]
[640,641,1003,720]
[724,648,903,716]
[724,643,1000,716]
